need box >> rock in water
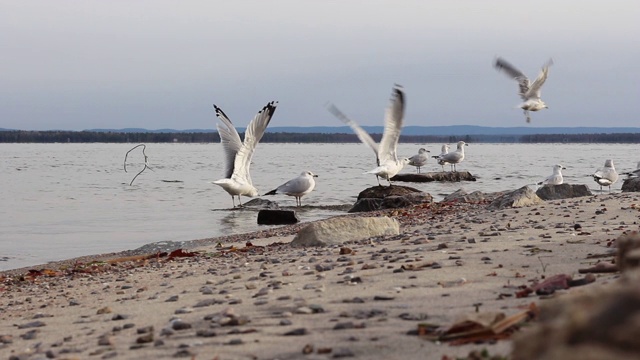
[487,186,543,210]
[349,185,433,213]
[535,184,592,200]
[391,171,476,183]
[291,217,399,247]
[257,210,299,225]
[622,177,640,193]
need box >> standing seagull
[494,57,553,123]
[437,141,468,172]
[326,85,409,186]
[408,148,430,173]
[212,101,278,207]
[432,144,450,171]
[592,159,619,192]
[538,164,566,185]
[264,171,318,207]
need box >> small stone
[171,320,192,331]
[97,307,112,315]
[17,321,46,329]
[165,295,179,302]
[284,328,308,336]
[136,333,154,344]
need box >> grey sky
[1,0,639,130]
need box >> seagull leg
[231,196,236,208]
[238,195,244,208]
[524,110,531,123]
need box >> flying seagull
[538,164,565,185]
[494,57,553,123]
[264,171,318,207]
[408,148,430,173]
[592,159,619,192]
[432,144,450,171]
[326,85,409,186]
[437,141,468,172]
[212,101,278,207]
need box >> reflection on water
[0,142,636,270]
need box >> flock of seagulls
[210,56,631,207]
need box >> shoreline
[1,191,637,359]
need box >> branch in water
[123,144,150,185]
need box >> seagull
[592,159,619,192]
[494,57,553,123]
[326,85,409,186]
[264,171,318,207]
[622,161,640,178]
[538,164,565,185]
[432,144,450,171]
[212,101,278,207]
[437,141,468,172]
[408,148,430,173]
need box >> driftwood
[391,171,476,183]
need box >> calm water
[0,142,635,270]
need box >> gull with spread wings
[326,85,409,186]
[494,57,553,123]
[212,101,278,207]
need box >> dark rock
[257,209,299,225]
[243,198,279,209]
[391,171,476,183]
[356,185,421,200]
[349,185,433,213]
[487,186,543,210]
[348,198,382,213]
[622,177,640,192]
[442,189,487,203]
[536,184,592,200]
[284,328,308,336]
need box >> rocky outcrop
[243,198,279,209]
[487,186,543,210]
[622,177,640,192]
[349,185,433,213]
[290,216,400,247]
[391,171,476,183]
[257,209,299,225]
[535,184,593,200]
[442,189,489,203]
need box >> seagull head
[247,187,259,197]
[303,171,318,178]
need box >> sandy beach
[1,190,637,360]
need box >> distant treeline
[1,130,639,143]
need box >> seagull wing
[378,85,406,164]
[526,59,553,100]
[494,57,530,100]
[326,102,380,165]
[214,105,243,179]
[233,101,278,185]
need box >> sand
[1,191,638,360]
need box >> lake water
[0,142,635,270]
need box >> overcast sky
[1,1,639,130]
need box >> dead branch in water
[123,144,151,185]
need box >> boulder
[257,209,299,225]
[535,184,593,200]
[349,186,433,213]
[487,186,543,210]
[391,171,476,183]
[244,198,279,209]
[356,185,422,200]
[290,216,400,247]
[622,177,640,192]
[442,189,487,203]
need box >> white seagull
[264,171,318,207]
[432,144,450,171]
[408,148,430,173]
[212,101,278,207]
[326,85,409,186]
[622,161,640,178]
[437,141,468,172]
[538,164,565,185]
[494,57,553,123]
[592,159,619,192]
